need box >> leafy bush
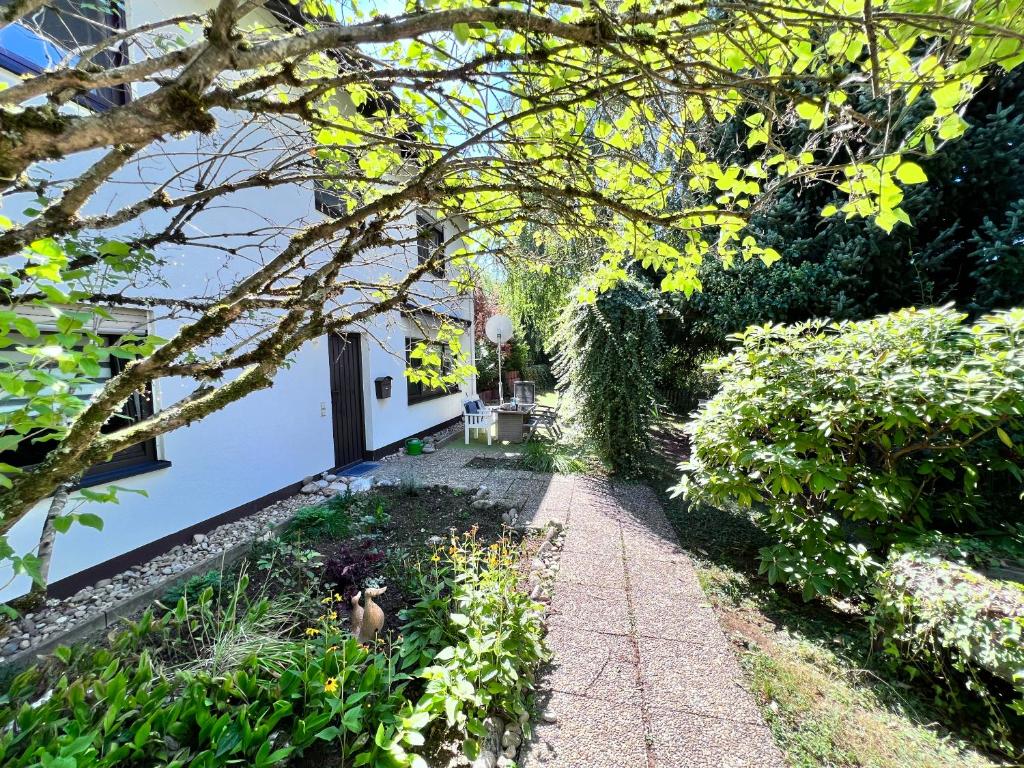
[551,280,663,475]
[680,306,1024,599]
[288,496,356,540]
[252,536,323,593]
[522,363,555,390]
[474,341,499,392]
[870,531,1024,758]
[161,567,226,607]
[400,532,548,760]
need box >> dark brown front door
[328,333,366,469]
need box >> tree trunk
[26,482,72,607]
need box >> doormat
[337,461,381,477]
[464,456,523,470]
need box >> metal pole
[496,331,503,404]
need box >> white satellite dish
[485,314,513,344]
[483,314,514,403]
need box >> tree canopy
[1,0,1024,581]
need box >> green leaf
[99,241,131,257]
[997,427,1014,449]
[78,513,104,530]
[895,162,927,185]
[52,516,74,534]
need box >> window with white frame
[0,309,166,485]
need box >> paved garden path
[374,445,783,767]
[521,475,784,768]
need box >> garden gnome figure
[350,587,387,643]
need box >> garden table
[494,404,536,443]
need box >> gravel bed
[0,489,326,662]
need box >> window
[0,0,129,111]
[406,338,455,404]
[314,184,344,217]
[416,216,446,278]
[0,332,166,486]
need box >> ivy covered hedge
[679,306,1024,599]
[551,280,663,476]
[872,531,1024,757]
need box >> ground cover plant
[872,531,1024,755]
[0,486,549,768]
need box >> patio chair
[525,392,562,441]
[463,396,496,445]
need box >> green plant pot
[406,438,424,456]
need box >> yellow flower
[431,552,441,563]
[334,592,343,601]
[305,627,321,637]
[321,596,332,604]
[327,610,338,621]
[324,677,338,694]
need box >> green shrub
[400,532,548,760]
[870,531,1024,758]
[680,306,1024,599]
[287,496,356,540]
[520,439,591,474]
[551,280,663,476]
[161,567,226,607]
[522,363,555,390]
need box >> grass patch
[644,418,1004,768]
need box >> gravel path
[521,476,785,768]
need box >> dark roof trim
[401,301,472,328]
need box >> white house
[0,0,476,600]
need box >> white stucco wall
[0,0,473,600]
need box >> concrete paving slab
[646,706,785,768]
[548,581,631,635]
[631,590,719,643]
[626,556,705,598]
[638,636,764,724]
[520,690,651,768]
[557,548,627,590]
[544,625,643,703]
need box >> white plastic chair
[463,397,496,445]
